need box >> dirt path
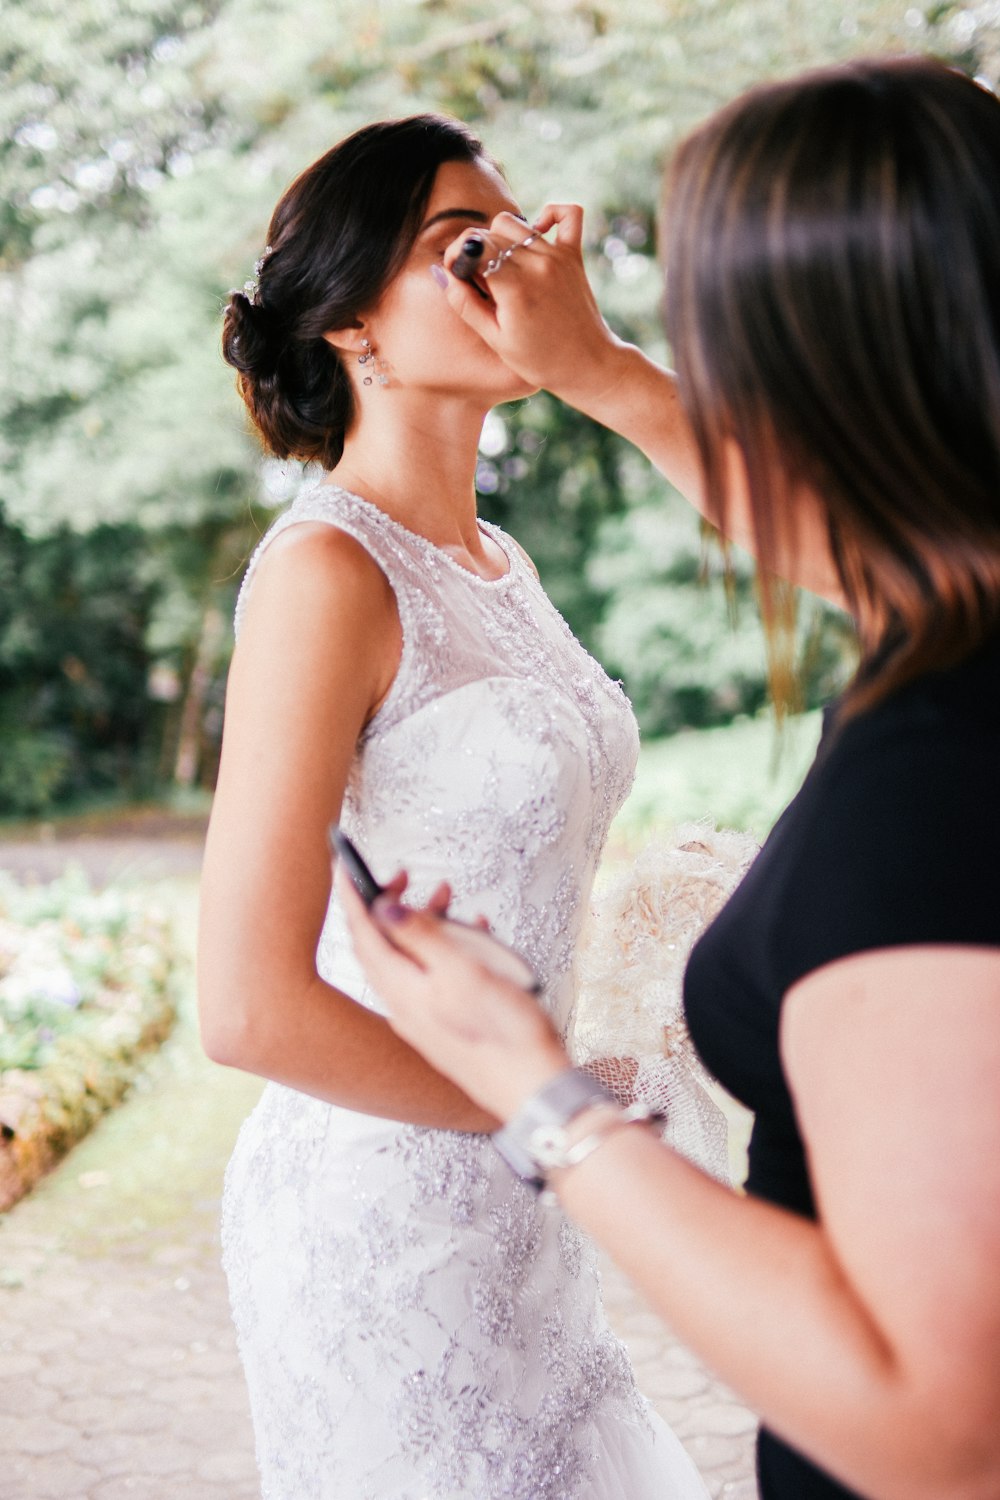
[0,875,263,1499]
[0,816,207,885]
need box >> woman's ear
[325,325,384,389]
[322,323,365,354]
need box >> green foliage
[475,396,635,638]
[615,709,825,841]
[0,731,74,817]
[0,506,168,810]
[0,0,244,264]
[590,487,858,734]
[4,0,999,803]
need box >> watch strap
[492,1069,614,1189]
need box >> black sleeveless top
[684,633,1000,1500]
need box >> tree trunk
[173,606,225,788]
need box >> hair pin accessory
[239,244,273,306]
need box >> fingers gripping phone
[331,826,540,993]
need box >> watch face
[527,1125,564,1170]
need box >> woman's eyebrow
[420,207,490,233]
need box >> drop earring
[358,337,389,388]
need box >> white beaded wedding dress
[220,483,712,1500]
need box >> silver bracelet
[530,1100,661,1174]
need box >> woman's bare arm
[345,896,1000,1500]
[197,521,497,1132]
[555,946,1000,1500]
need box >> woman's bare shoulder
[241,518,398,632]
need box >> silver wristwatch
[492,1068,614,1191]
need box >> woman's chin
[486,373,540,404]
[432,377,538,406]
[495,384,539,406]
[468,352,540,404]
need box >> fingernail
[376,901,410,924]
[430,265,449,289]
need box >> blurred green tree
[2,0,996,807]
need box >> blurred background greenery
[3,0,998,821]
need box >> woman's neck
[328,393,492,560]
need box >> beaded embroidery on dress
[221,484,711,1500]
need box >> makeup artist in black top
[342,55,1000,1500]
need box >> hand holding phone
[331,826,540,993]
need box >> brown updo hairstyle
[663,56,1000,717]
[222,114,489,469]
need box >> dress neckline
[317,483,516,588]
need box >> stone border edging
[0,982,177,1213]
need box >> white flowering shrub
[0,868,175,1074]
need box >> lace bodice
[236,482,639,1036]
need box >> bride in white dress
[199,113,711,1500]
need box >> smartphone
[330,825,540,993]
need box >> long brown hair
[663,56,1000,717]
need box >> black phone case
[329,826,382,905]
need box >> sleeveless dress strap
[233,483,498,737]
[235,485,429,634]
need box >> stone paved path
[0,849,759,1499]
